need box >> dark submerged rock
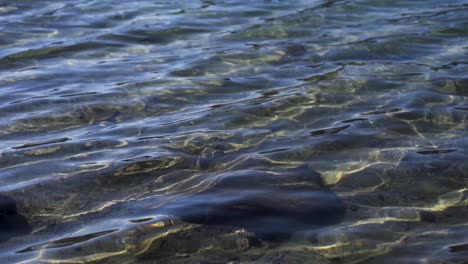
[160,166,345,240]
[279,43,307,57]
[449,243,468,253]
[0,195,32,242]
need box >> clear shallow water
[1,0,467,263]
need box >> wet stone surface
[160,166,346,240]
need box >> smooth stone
[0,194,32,242]
[160,165,345,240]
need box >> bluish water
[1,0,468,263]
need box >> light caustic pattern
[0,0,467,263]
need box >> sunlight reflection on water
[0,0,467,263]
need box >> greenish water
[0,0,467,263]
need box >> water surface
[1,0,468,263]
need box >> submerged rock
[0,195,32,242]
[160,165,345,240]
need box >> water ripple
[1,0,468,263]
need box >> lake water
[1,0,467,263]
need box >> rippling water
[1,0,468,263]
